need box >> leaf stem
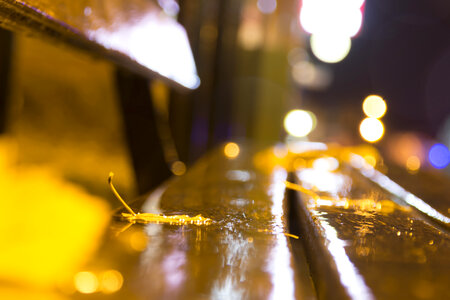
[108,172,136,216]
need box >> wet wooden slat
[131,145,316,299]
[289,154,450,300]
[102,145,317,299]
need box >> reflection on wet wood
[132,145,316,299]
[385,164,450,220]
[290,154,450,300]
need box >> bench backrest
[0,0,199,90]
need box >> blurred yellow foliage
[0,138,110,289]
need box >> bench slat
[131,145,315,299]
[290,155,450,300]
[101,145,315,299]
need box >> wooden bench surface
[289,149,450,300]
[114,145,316,299]
[97,144,449,299]
[0,0,199,89]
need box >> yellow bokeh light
[406,156,421,173]
[171,160,186,176]
[362,95,387,118]
[224,142,240,159]
[310,33,351,63]
[359,118,385,143]
[363,155,377,167]
[74,271,99,294]
[129,230,148,252]
[99,270,123,294]
[284,109,316,137]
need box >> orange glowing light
[224,142,240,159]
[171,160,186,176]
[129,230,148,252]
[363,155,377,167]
[406,156,420,173]
[99,270,123,294]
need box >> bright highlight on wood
[257,228,299,239]
[284,180,320,200]
[108,172,212,225]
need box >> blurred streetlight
[284,109,316,137]
[362,95,387,119]
[310,34,351,63]
[359,117,384,143]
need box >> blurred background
[1,0,449,201]
[174,0,450,177]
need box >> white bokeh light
[310,34,351,63]
[359,118,385,143]
[300,0,363,37]
[284,110,315,137]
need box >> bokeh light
[224,142,240,159]
[291,60,332,89]
[313,157,339,171]
[359,118,385,143]
[284,109,316,137]
[310,34,351,63]
[406,156,421,173]
[171,160,186,176]
[257,0,277,14]
[385,133,424,168]
[363,154,377,167]
[428,144,450,169]
[74,271,99,294]
[99,270,123,294]
[300,0,363,37]
[129,230,148,252]
[157,0,180,17]
[362,95,387,118]
[238,21,263,50]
